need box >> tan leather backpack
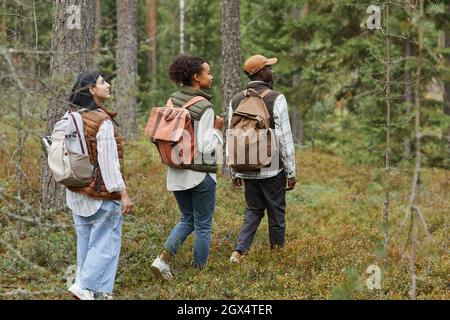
[228,89,276,171]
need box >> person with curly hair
[151,55,223,279]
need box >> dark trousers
[235,171,286,253]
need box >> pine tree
[115,0,138,138]
[220,0,241,175]
[41,0,95,210]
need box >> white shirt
[66,120,126,217]
[166,108,223,191]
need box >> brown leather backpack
[145,96,205,168]
[227,89,276,171]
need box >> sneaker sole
[68,288,83,300]
[68,286,94,300]
[69,291,81,300]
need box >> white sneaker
[229,251,242,263]
[68,283,94,300]
[151,256,173,280]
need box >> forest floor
[0,130,448,300]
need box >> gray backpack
[43,110,94,187]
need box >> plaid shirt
[227,87,296,180]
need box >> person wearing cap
[227,54,296,263]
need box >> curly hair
[169,55,207,86]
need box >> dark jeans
[164,174,216,267]
[235,170,286,253]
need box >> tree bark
[146,0,157,90]
[14,4,24,45]
[171,7,177,57]
[292,4,304,147]
[0,1,5,36]
[41,0,95,210]
[179,0,185,53]
[403,37,413,158]
[94,0,102,61]
[115,0,138,139]
[443,31,450,150]
[409,0,424,300]
[383,3,391,271]
[220,0,241,176]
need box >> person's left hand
[120,189,134,214]
[286,177,296,191]
[214,116,224,130]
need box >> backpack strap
[259,89,276,129]
[166,96,206,109]
[245,88,270,99]
[259,89,271,99]
[244,88,273,128]
[182,96,206,109]
[232,88,277,129]
[68,111,86,155]
[258,89,273,127]
[245,88,256,97]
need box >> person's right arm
[273,94,296,190]
[97,120,133,214]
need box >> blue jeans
[164,174,216,267]
[72,200,122,294]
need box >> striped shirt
[66,120,125,217]
[227,90,296,180]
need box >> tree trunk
[404,38,413,158]
[292,109,305,146]
[14,4,24,45]
[443,31,450,150]
[311,104,316,149]
[409,0,424,300]
[0,1,6,36]
[291,4,304,147]
[115,0,138,139]
[179,0,185,53]
[94,0,102,61]
[146,0,157,90]
[41,0,95,210]
[171,6,177,57]
[383,3,392,271]
[220,0,241,176]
